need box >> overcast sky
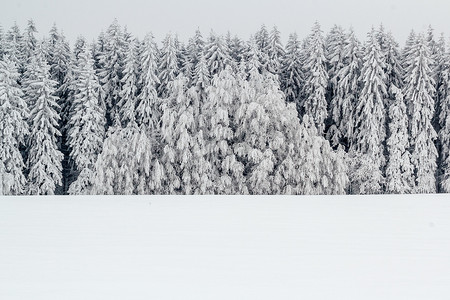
[1,0,449,45]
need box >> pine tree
[98,20,125,125]
[0,56,29,195]
[0,25,5,59]
[136,33,160,130]
[280,33,303,107]
[302,22,328,134]
[204,32,231,77]
[404,34,438,193]
[327,29,361,149]
[438,41,450,192]
[385,86,414,193]
[22,19,38,64]
[351,28,387,194]
[325,25,346,104]
[118,38,139,126]
[5,23,24,74]
[266,26,284,76]
[66,48,105,194]
[26,47,63,195]
[157,33,179,98]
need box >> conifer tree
[204,32,231,77]
[118,38,139,126]
[404,34,438,193]
[98,20,125,125]
[327,29,361,149]
[351,28,387,194]
[385,86,414,193]
[67,49,106,194]
[26,47,63,195]
[136,33,160,130]
[22,19,38,64]
[266,26,284,76]
[302,22,328,134]
[5,23,24,74]
[325,25,346,104]
[0,56,29,195]
[157,33,179,98]
[280,33,303,107]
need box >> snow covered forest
[1,20,450,195]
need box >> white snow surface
[1,194,450,299]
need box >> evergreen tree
[5,23,24,74]
[118,38,139,126]
[22,19,38,64]
[327,29,361,149]
[136,33,160,130]
[204,32,231,77]
[404,34,438,193]
[301,22,328,134]
[266,26,284,76]
[98,20,125,125]
[280,33,303,107]
[26,47,63,195]
[157,33,179,98]
[67,49,106,194]
[385,86,414,193]
[438,41,450,192]
[351,28,387,194]
[325,25,346,104]
[0,56,29,195]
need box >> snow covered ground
[1,194,450,300]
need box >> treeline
[0,20,449,195]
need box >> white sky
[1,0,449,46]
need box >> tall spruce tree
[404,34,438,193]
[157,33,179,98]
[0,56,29,195]
[280,33,303,108]
[26,46,63,195]
[301,22,328,134]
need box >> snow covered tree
[351,28,387,194]
[0,25,5,59]
[136,33,160,130]
[385,86,414,193]
[266,26,284,76]
[160,74,211,194]
[26,48,63,195]
[301,22,328,134]
[91,121,156,195]
[325,25,346,104]
[327,29,361,149]
[22,19,38,64]
[202,67,245,194]
[404,34,438,193]
[5,23,24,74]
[280,33,303,107]
[438,41,450,192]
[67,49,106,194]
[118,38,139,126]
[157,33,179,98]
[98,20,125,125]
[0,56,29,195]
[204,32,231,77]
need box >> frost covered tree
[351,28,387,194]
[385,86,414,193]
[265,26,284,76]
[202,67,245,194]
[0,57,29,195]
[301,22,328,134]
[5,23,24,74]
[160,75,211,194]
[118,38,139,126]
[280,33,303,107]
[136,33,160,130]
[157,33,179,98]
[0,25,5,59]
[67,49,106,194]
[327,29,361,149]
[98,20,124,124]
[439,44,450,192]
[25,48,63,195]
[22,19,38,64]
[91,120,156,195]
[325,25,346,104]
[204,32,231,77]
[404,34,438,193]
